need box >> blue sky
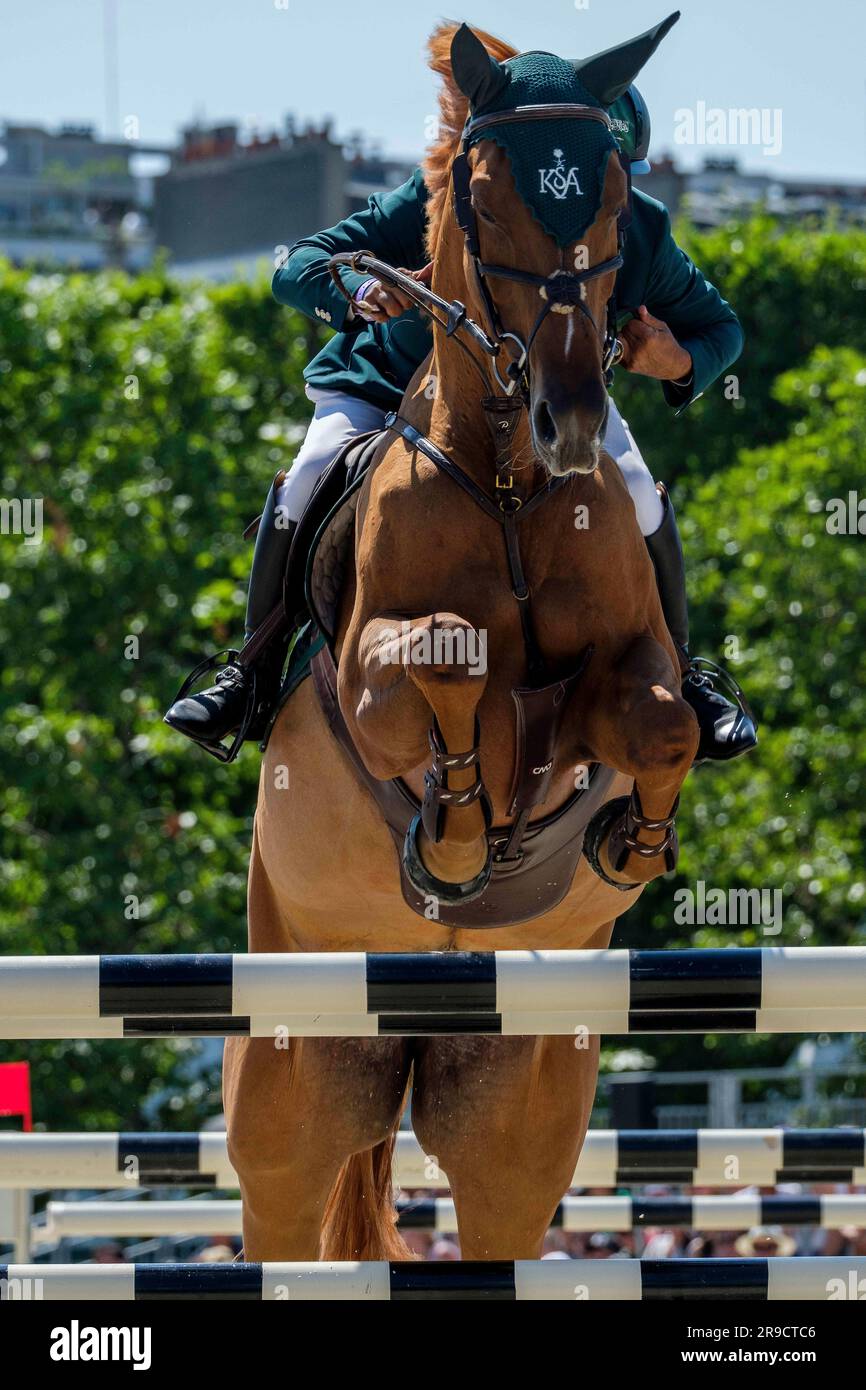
[3,0,864,180]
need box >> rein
[328,249,499,394]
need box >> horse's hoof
[402,813,492,905]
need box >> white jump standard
[2,1259,864,1301]
[40,1193,866,1239]
[5,1127,865,1190]
[1,947,864,1038]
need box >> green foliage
[1,216,864,1121]
[615,342,866,1069]
[613,214,866,482]
[0,262,322,1126]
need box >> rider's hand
[617,305,693,381]
[353,263,433,322]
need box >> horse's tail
[320,1128,416,1262]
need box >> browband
[463,102,613,142]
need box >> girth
[311,644,618,929]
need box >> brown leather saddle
[267,428,619,930]
[284,427,385,643]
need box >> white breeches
[601,398,665,535]
[275,386,389,521]
[276,386,664,536]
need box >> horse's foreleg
[340,612,490,890]
[582,634,698,888]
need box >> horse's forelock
[422,22,518,261]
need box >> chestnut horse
[223,17,696,1261]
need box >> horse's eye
[477,207,498,227]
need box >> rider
[165,84,757,765]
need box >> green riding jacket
[273,166,742,413]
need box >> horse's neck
[414,227,547,492]
[401,352,546,500]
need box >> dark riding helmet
[607,83,651,174]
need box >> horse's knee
[411,1037,595,1191]
[411,1039,597,1260]
[624,688,698,776]
[223,1039,294,1177]
[403,612,488,720]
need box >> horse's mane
[422,21,518,261]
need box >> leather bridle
[449,102,627,400]
[329,101,629,408]
[326,97,633,699]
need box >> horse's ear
[450,22,510,112]
[573,11,679,106]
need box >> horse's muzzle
[530,389,606,476]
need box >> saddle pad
[307,489,362,643]
[262,620,326,749]
[311,644,620,929]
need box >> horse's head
[459,124,626,475]
[425,15,678,476]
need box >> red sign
[0,1062,32,1131]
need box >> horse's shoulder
[363,429,444,512]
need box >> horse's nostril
[533,398,557,448]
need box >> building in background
[0,122,166,270]
[152,117,412,280]
[1,116,863,277]
[638,153,866,227]
[0,116,413,277]
[632,154,688,217]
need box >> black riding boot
[163,474,296,760]
[645,485,757,763]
